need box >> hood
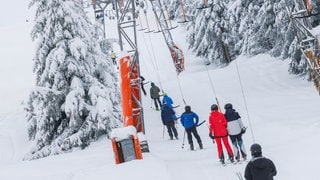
[251,157,268,169]
[224,108,235,115]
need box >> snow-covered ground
[1,2,320,180]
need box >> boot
[229,154,235,163]
[199,142,203,149]
[190,144,194,151]
[220,157,225,165]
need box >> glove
[209,133,215,139]
[241,127,246,134]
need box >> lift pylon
[287,0,320,94]
[149,0,185,74]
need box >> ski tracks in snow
[148,142,247,180]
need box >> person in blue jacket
[162,93,177,119]
[162,93,174,108]
[180,105,203,150]
[161,103,178,140]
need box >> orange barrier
[133,135,143,160]
[111,138,121,164]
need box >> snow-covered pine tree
[25,0,121,160]
[185,0,232,65]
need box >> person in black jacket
[224,103,247,162]
[161,103,178,140]
[244,143,277,180]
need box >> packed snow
[1,2,320,180]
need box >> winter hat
[211,104,218,111]
[250,143,262,157]
[185,105,191,112]
[163,93,167,96]
[224,103,233,109]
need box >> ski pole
[181,130,186,149]
[162,125,165,139]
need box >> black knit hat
[185,105,191,112]
[211,104,218,111]
[224,103,233,109]
[250,143,262,157]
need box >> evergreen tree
[25,0,121,160]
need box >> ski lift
[143,10,154,33]
[177,0,192,23]
[163,4,178,30]
[137,14,147,31]
[153,17,162,33]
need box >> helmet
[250,143,262,157]
[224,103,233,109]
[211,104,218,111]
[185,105,191,112]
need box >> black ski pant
[165,121,178,138]
[229,133,247,160]
[185,125,202,147]
[153,97,162,110]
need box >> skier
[180,105,203,150]
[140,76,147,96]
[110,51,116,65]
[209,104,234,164]
[162,93,174,108]
[244,143,277,180]
[162,93,177,119]
[150,82,162,110]
[161,103,178,140]
[224,103,247,162]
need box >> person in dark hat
[149,82,162,110]
[161,103,178,140]
[180,105,203,150]
[209,104,234,165]
[224,103,247,162]
[244,143,277,180]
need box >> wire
[204,63,221,110]
[233,59,256,143]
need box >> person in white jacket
[224,103,247,162]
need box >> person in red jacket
[209,104,234,165]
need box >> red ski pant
[215,136,234,159]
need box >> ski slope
[1,2,320,180]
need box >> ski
[236,172,244,180]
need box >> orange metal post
[119,55,143,132]
[119,56,134,127]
